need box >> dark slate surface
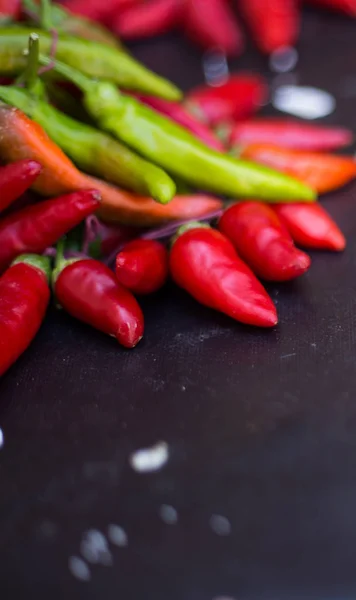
[2,7,356,599]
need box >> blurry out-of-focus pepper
[84,215,139,258]
[44,58,315,202]
[185,74,268,126]
[115,239,169,295]
[114,0,182,39]
[170,222,278,327]
[239,0,300,54]
[0,27,182,100]
[136,94,224,151]
[184,0,245,56]
[306,0,356,16]
[0,103,222,226]
[0,85,176,204]
[226,118,353,151]
[0,0,20,21]
[62,0,139,22]
[274,203,346,251]
[218,202,311,281]
[240,143,356,194]
[0,159,42,213]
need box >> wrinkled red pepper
[306,0,356,16]
[239,0,300,54]
[116,239,169,295]
[0,254,50,377]
[113,0,182,39]
[0,159,42,213]
[170,222,278,327]
[218,202,311,281]
[274,203,346,251]
[54,257,144,348]
[227,118,353,151]
[186,74,267,126]
[0,189,100,272]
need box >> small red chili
[218,202,311,282]
[115,239,169,295]
[239,0,300,54]
[0,159,42,213]
[54,258,144,348]
[0,254,50,377]
[170,222,278,328]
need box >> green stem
[20,33,40,93]
[39,54,93,93]
[55,237,66,271]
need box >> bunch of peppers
[0,0,354,377]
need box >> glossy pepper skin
[170,223,278,327]
[218,202,311,281]
[54,259,144,348]
[116,239,169,294]
[0,85,176,204]
[114,0,182,39]
[0,27,182,100]
[0,189,100,272]
[239,0,300,54]
[227,119,353,151]
[0,254,50,377]
[274,203,346,251]
[186,74,267,126]
[0,159,41,213]
[46,60,315,203]
[240,143,356,194]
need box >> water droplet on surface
[159,504,178,525]
[269,46,298,73]
[129,441,169,473]
[272,85,335,119]
[68,556,91,582]
[209,514,231,536]
[107,524,128,547]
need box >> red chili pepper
[0,0,20,20]
[116,239,169,295]
[186,74,268,126]
[306,0,356,16]
[0,189,100,273]
[227,119,353,152]
[184,0,245,56]
[218,202,311,281]
[0,254,50,377]
[170,222,278,327]
[136,95,224,151]
[274,203,346,251]
[54,258,144,348]
[113,0,182,39]
[0,159,42,213]
[63,0,140,22]
[239,0,300,54]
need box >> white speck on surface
[129,441,169,473]
[68,556,91,582]
[0,428,4,449]
[159,504,178,525]
[80,530,112,566]
[269,46,298,73]
[107,524,128,547]
[273,85,335,119]
[181,385,186,392]
[280,353,297,359]
[209,514,232,536]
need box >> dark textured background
[2,6,356,599]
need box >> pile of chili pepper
[0,0,354,377]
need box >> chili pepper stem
[52,238,84,287]
[39,55,94,93]
[16,33,43,97]
[12,253,51,282]
[171,221,210,245]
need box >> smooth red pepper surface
[55,259,144,348]
[218,202,311,281]
[116,239,169,295]
[274,203,346,251]
[114,0,182,38]
[170,224,278,327]
[306,0,356,16]
[239,0,300,54]
[227,119,353,151]
[0,257,50,377]
[0,189,100,272]
[186,74,267,126]
[0,159,42,213]
[0,0,20,20]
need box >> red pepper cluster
[61,0,356,56]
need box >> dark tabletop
[2,7,356,600]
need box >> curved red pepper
[114,0,182,39]
[116,239,169,295]
[54,259,144,348]
[185,0,244,56]
[0,189,100,272]
[239,0,300,54]
[0,254,50,377]
[0,159,42,213]
[170,223,278,327]
[274,203,346,251]
[218,202,311,281]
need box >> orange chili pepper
[240,143,356,194]
[0,104,222,226]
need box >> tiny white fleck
[159,504,178,525]
[273,85,335,119]
[269,46,298,73]
[68,556,91,582]
[107,524,128,547]
[0,428,4,449]
[129,441,169,473]
[209,514,231,536]
[80,530,112,566]
[181,385,186,392]
[213,597,236,600]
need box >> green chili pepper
[0,27,181,100]
[42,57,316,203]
[0,84,176,204]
